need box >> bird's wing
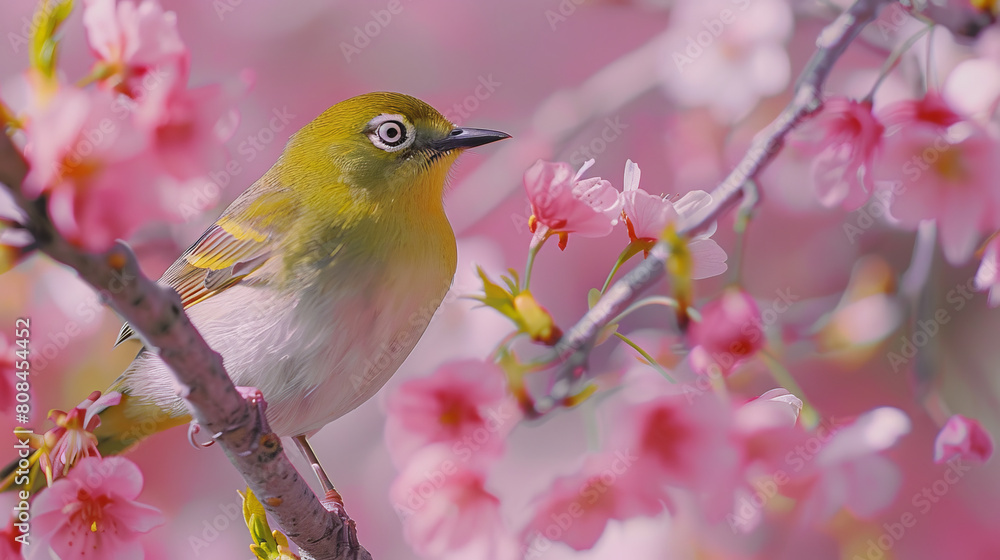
[114,215,275,347]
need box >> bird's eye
[378,121,404,144]
[367,114,415,152]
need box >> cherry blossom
[524,159,622,249]
[31,456,164,560]
[621,159,728,278]
[82,0,189,98]
[0,517,23,559]
[874,94,1000,264]
[687,287,765,377]
[660,0,793,123]
[522,452,665,552]
[612,392,741,519]
[134,71,234,181]
[385,360,518,467]
[41,391,122,485]
[793,97,884,210]
[788,407,911,523]
[390,447,517,560]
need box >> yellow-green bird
[81,92,507,476]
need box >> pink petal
[974,238,1000,303]
[818,407,910,467]
[84,391,123,430]
[391,447,507,558]
[688,238,728,279]
[934,414,994,464]
[71,456,145,499]
[735,388,802,432]
[673,190,713,224]
[623,159,640,192]
[840,454,902,518]
[622,189,678,240]
[104,499,166,534]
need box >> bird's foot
[320,488,359,550]
[235,385,268,413]
[187,386,268,450]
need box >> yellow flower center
[934,146,969,183]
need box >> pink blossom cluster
[795,94,1000,299]
[0,391,163,559]
[382,355,991,558]
[11,0,236,252]
[524,158,728,278]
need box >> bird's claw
[187,421,215,449]
[188,386,269,451]
[235,386,267,412]
[321,489,359,550]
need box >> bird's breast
[222,215,458,436]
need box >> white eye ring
[367,114,415,152]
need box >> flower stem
[863,23,932,103]
[760,350,818,428]
[609,295,684,326]
[76,63,117,88]
[523,230,551,291]
[0,100,22,130]
[614,332,675,383]
[601,242,644,294]
[490,331,521,361]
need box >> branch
[544,0,896,406]
[0,134,370,560]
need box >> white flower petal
[624,159,641,192]
[689,238,728,279]
[674,190,713,217]
[819,407,911,466]
[574,158,595,181]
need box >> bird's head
[277,92,509,214]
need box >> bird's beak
[433,127,511,152]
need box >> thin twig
[0,133,369,560]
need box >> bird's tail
[1,392,189,493]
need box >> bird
[6,92,509,503]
